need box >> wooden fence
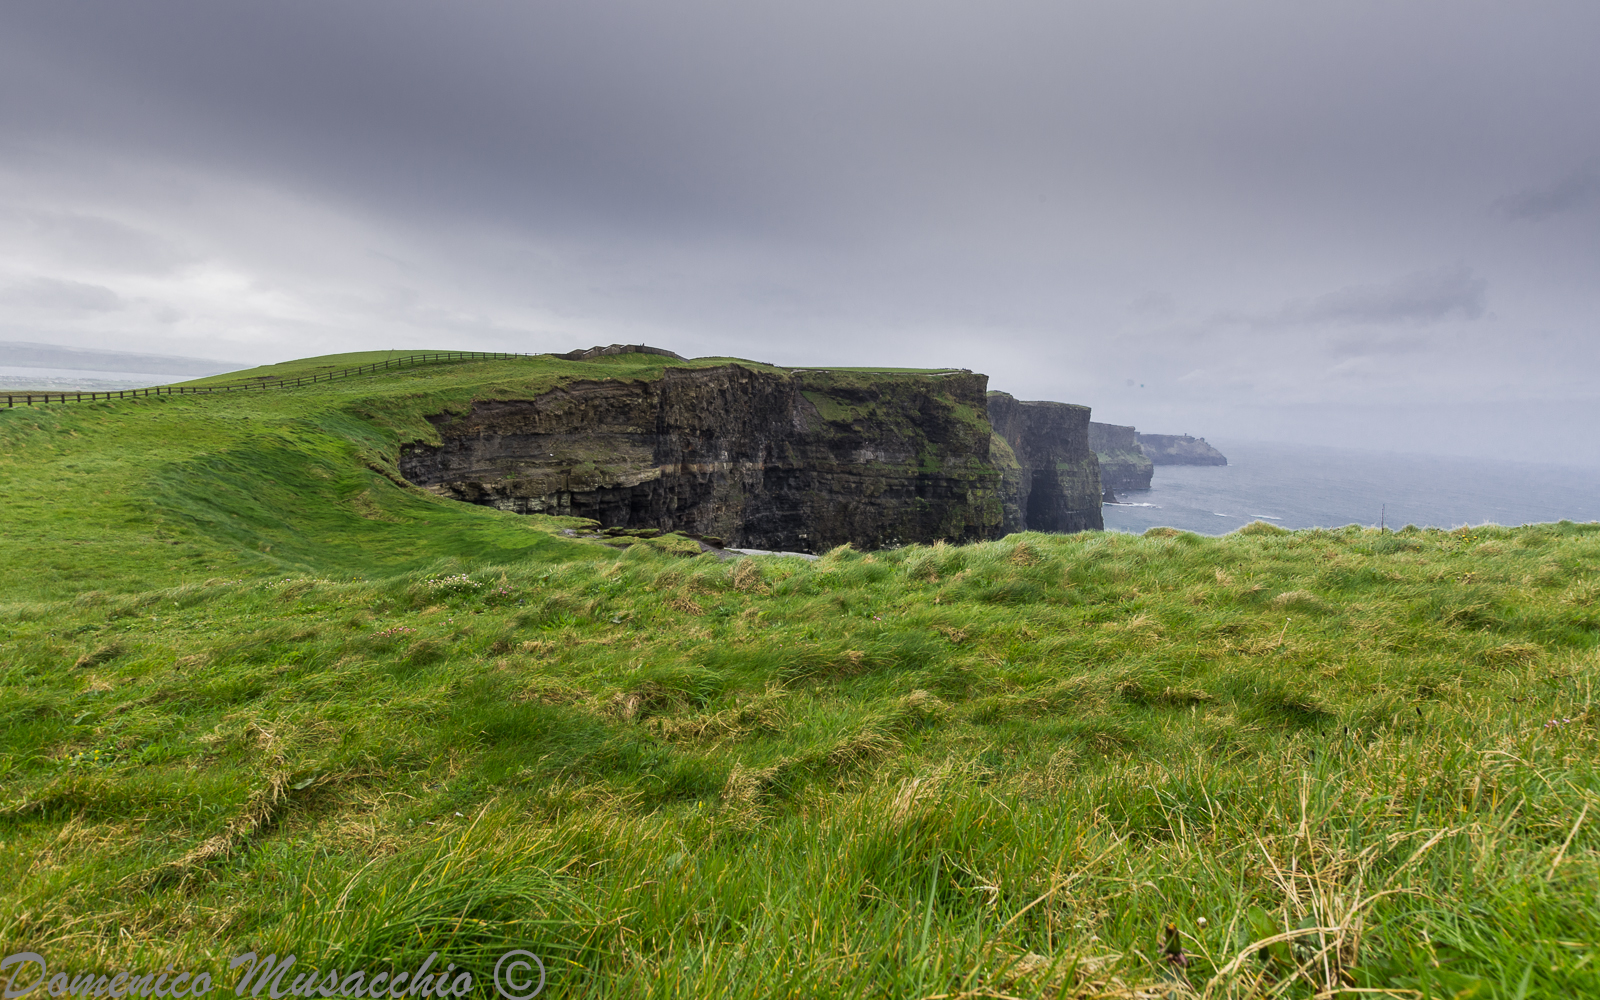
[3,351,535,408]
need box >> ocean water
[0,365,171,391]
[1101,440,1600,536]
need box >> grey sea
[1100,439,1600,536]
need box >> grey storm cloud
[0,1,1598,462]
[3,277,124,313]
[1498,163,1600,220]
[1244,266,1489,329]
[3,208,196,275]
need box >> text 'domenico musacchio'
[0,951,546,1000]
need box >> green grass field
[2,354,1597,998]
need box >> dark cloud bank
[1,1,1597,463]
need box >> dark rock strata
[1088,421,1154,491]
[985,393,1104,533]
[399,365,1010,552]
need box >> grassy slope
[2,358,1599,998]
[179,352,438,385]
[0,354,995,600]
[0,353,788,598]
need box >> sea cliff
[1088,421,1153,491]
[986,392,1104,533]
[398,353,1108,550]
[399,364,1011,552]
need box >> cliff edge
[399,364,1010,552]
[1137,433,1227,466]
[1088,421,1154,491]
[986,392,1103,533]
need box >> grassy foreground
[5,524,1599,997]
[2,357,1598,998]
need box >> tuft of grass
[1233,519,1291,536]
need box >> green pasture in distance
[777,365,968,373]
[175,350,446,386]
[176,350,794,389]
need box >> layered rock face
[986,393,1103,533]
[1088,421,1154,491]
[1137,433,1228,466]
[399,365,1010,552]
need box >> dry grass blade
[1547,802,1588,879]
[1202,925,1343,993]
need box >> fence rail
[3,351,537,408]
[4,353,977,408]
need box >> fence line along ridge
[3,351,536,408]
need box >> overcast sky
[2,2,1597,462]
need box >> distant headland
[1137,433,1229,466]
[1088,423,1228,499]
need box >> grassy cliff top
[173,351,970,389]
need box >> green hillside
[180,351,448,385]
[0,352,766,598]
[2,355,1598,997]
